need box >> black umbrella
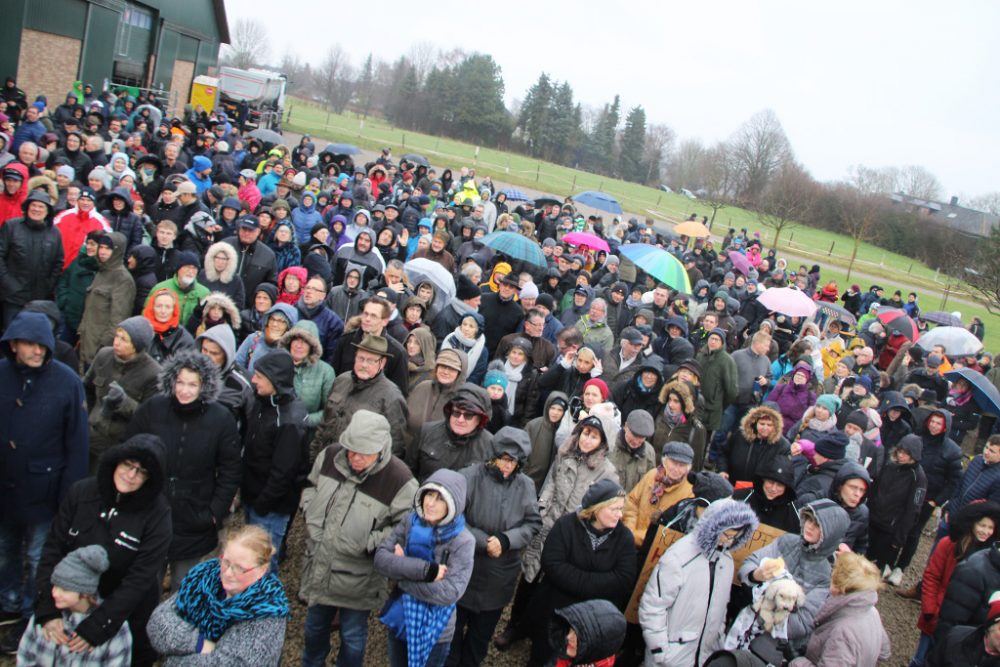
[248,128,283,146]
[532,194,562,207]
[401,153,429,167]
[920,311,963,327]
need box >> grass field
[284,99,999,351]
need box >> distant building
[0,0,229,114]
[890,192,999,238]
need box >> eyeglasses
[303,285,327,294]
[355,355,383,367]
[119,461,149,479]
[451,410,479,421]
[219,557,261,576]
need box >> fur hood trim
[158,349,222,402]
[28,175,58,205]
[279,319,323,364]
[694,498,759,557]
[740,404,784,444]
[658,379,697,416]
[200,291,241,329]
[202,241,239,283]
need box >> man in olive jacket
[695,327,738,434]
[300,410,418,667]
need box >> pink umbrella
[561,232,610,253]
[757,287,818,317]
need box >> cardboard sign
[625,522,785,624]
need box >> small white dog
[753,577,806,632]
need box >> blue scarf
[386,512,466,667]
[175,559,290,642]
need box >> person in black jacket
[126,349,241,591]
[828,461,871,554]
[718,404,789,485]
[866,434,926,580]
[0,190,64,328]
[223,216,278,309]
[127,244,159,316]
[479,274,525,353]
[526,480,636,666]
[101,187,143,255]
[242,349,306,572]
[31,434,171,666]
[935,542,1000,643]
[733,457,800,534]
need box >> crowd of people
[2,77,1000,666]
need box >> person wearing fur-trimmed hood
[196,241,245,309]
[126,350,241,590]
[639,498,759,666]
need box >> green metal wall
[0,0,28,80]
[25,0,86,39]
[78,4,118,88]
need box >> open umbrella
[404,258,456,312]
[401,153,429,167]
[920,311,963,327]
[248,128,283,146]
[561,232,610,253]
[674,220,712,238]
[877,309,919,341]
[944,368,1000,414]
[916,326,983,356]
[757,287,818,318]
[532,194,562,208]
[572,191,623,215]
[501,188,529,201]
[814,302,857,327]
[618,244,691,293]
[724,251,752,277]
[132,104,162,130]
[480,231,547,268]
[322,143,361,155]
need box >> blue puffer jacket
[0,312,89,524]
[950,454,1000,514]
[921,409,965,505]
[290,191,323,245]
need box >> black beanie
[456,273,480,300]
[581,478,623,509]
[815,431,849,459]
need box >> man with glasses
[412,384,493,481]
[314,334,408,458]
[498,308,556,369]
[330,296,408,395]
[296,275,343,366]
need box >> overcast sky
[222,0,999,198]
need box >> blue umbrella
[944,368,1000,414]
[322,143,361,155]
[480,231,547,268]
[502,188,529,202]
[572,191,623,215]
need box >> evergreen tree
[451,54,510,144]
[547,81,579,163]
[619,105,647,183]
[517,73,553,158]
[583,94,620,175]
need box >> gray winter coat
[458,428,541,612]
[374,469,476,644]
[78,232,136,364]
[789,590,891,667]
[82,346,161,459]
[739,499,851,650]
[313,371,408,457]
[300,421,418,611]
[608,430,657,494]
[521,431,619,583]
[640,499,760,667]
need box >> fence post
[536,163,540,182]
[656,195,661,205]
[828,241,835,256]
[325,110,330,130]
[788,232,794,244]
[402,134,406,148]
[571,175,577,190]
[907,263,913,274]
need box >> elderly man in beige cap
[313,334,409,457]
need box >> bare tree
[666,139,706,191]
[958,227,1000,314]
[753,162,817,249]
[316,46,351,111]
[969,192,1000,215]
[698,142,736,228]
[729,109,794,203]
[222,19,269,70]
[899,165,943,201]
[643,123,676,184]
[835,183,883,280]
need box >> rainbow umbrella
[618,244,691,293]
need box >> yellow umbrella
[674,220,712,238]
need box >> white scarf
[503,360,524,413]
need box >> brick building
[0,0,229,115]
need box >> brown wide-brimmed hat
[352,333,390,357]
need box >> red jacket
[0,162,28,227]
[53,206,110,270]
[918,536,959,635]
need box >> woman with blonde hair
[788,552,891,666]
[147,525,290,665]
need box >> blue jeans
[387,633,450,667]
[0,519,51,617]
[244,508,289,573]
[910,632,934,667]
[302,604,370,667]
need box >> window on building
[115,4,153,57]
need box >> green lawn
[284,98,999,351]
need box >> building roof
[889,192,998,238]
[213,0,230,44]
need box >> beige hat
[352,334,390,357]
[175,181,197,195]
